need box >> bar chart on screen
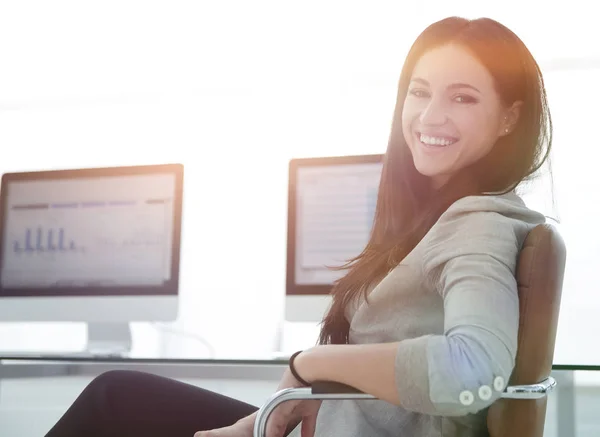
[2,197,172,287]
[13,227,80,254]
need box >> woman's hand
[194,367,322,437]
[193,412,256,437]
[265,367,321,437]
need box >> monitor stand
[85,322,132,356]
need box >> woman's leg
[44,370,259,437]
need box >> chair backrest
[486,223,566,437]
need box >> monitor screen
[287,154,384,295]
[0,164,183,296]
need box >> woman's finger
[300,412,318,437]
[265,400,299,437]
[265,415,288,437]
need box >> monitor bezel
[0,163,184,298]
[286,154,384,296]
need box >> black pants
[44,370,259,437]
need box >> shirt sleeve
[393,204,523,416]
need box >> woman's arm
[293,207,531,417]
[294,343,401,405]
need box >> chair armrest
[312,381,365,394]
[253,377,557,437]
[313,377,557,399]
[501,376,556,399]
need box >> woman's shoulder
[421,191,546,264]
[419,191,545,274]
[440,191,547,229]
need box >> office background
[0,0,599,435]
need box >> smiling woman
[318,15,551,349]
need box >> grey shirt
[289,191,546,437]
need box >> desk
[1,355,599,436]
[0,355,288,381]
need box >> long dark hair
[318,16,553,345]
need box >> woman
[45,15,552,437]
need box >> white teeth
[419,134,456,146]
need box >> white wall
[0,0,598,363]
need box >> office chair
[254,223,566,437]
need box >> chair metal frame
[253,377,557,437]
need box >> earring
[505,127,509,133]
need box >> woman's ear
[500,101,523,136]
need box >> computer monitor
[0,163,184,354]
[285,154,384,324]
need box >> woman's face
[401,43,519,188]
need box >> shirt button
[493,376,506,392]
[478,385,493,400]
[459,390,475,406]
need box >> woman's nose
[419,98,447,126]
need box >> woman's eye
[454,94,477,104]
[409,88,429,98]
